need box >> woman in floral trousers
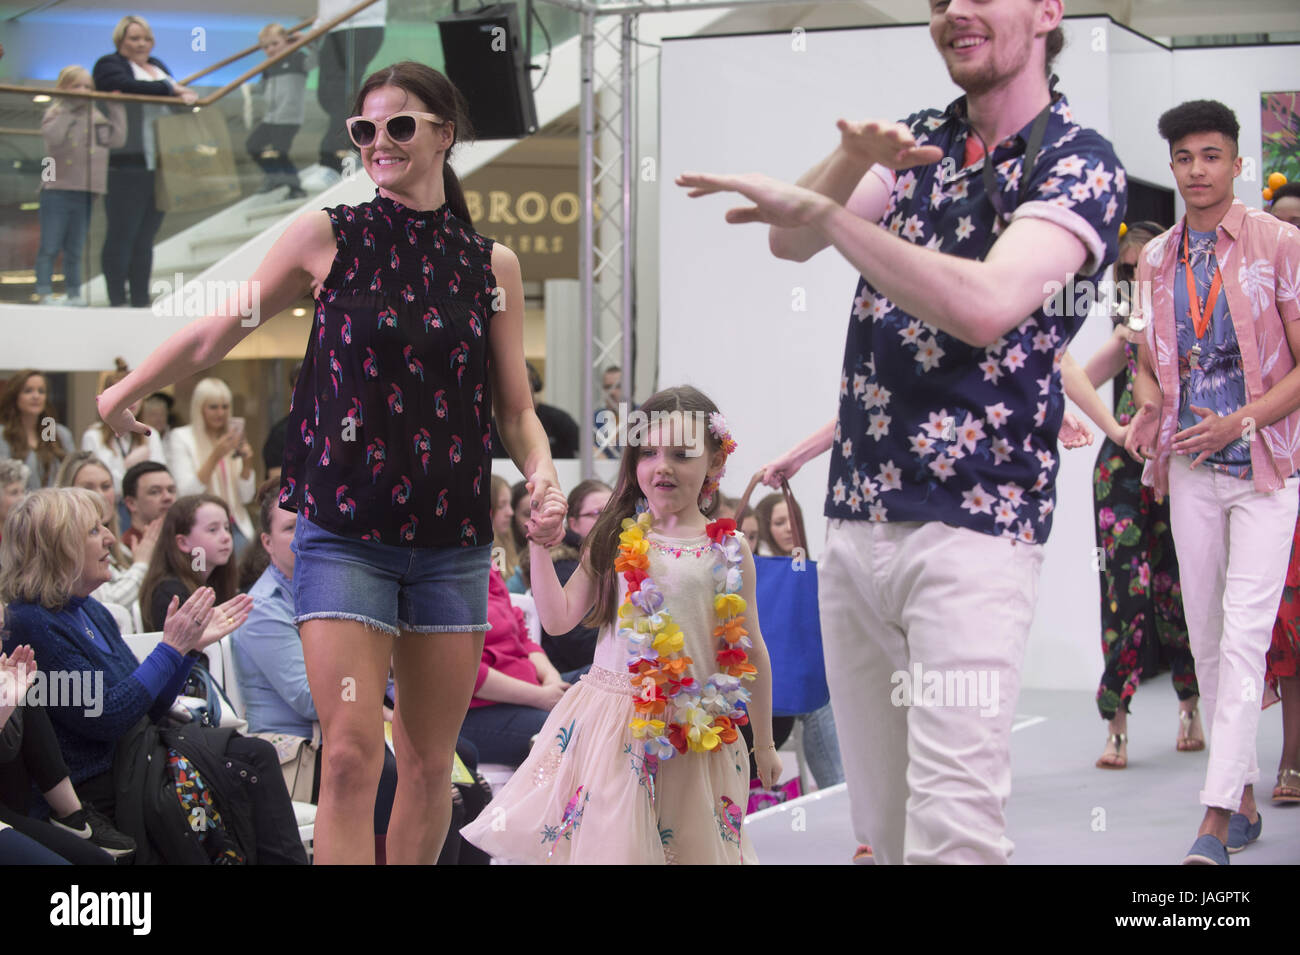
[1088,223,1201,770]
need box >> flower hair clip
[700,412,737,508]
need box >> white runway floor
[746,682,1300,865]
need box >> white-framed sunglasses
[345,111,447,148]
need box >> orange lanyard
[1181,226,1222,341]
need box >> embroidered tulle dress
[460,529,757,864]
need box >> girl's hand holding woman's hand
[161,588,217,655]
[525,479,567,546]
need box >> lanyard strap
[1181,225,1222,341]
[978,97,1053,230]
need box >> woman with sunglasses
[95,60,567,865]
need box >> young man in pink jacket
[1127,99,1300,865]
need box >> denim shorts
[291,516,492,636]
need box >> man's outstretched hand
[675,172,833,228]
[835,119,945,170]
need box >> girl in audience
[525,479,610,673]
[510,479,531,560]
[140,494,240,633]
[0,370,76,489]
[746,491,846,791]
[56,452,157,630]
[490,475,523,592]
[462,386,780,863]
[0,489,249,837]
[36,65,125,305]
[81,359,166,496]
[165,378,257,557]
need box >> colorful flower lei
[619,512,754,768]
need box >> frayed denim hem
[294,611,399,636]
[397,621,491,634]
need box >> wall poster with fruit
[1262,91,1300,201]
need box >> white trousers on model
[1167,456,1299,810]
[818,518,1044,864]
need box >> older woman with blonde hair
[92,15,198,307]
[0,488,250,831]
[165,378,256,554]
[55,452,159,631]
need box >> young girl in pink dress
[461,386,781,863]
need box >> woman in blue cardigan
[0,488,250,822]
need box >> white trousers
[1167,456,1299,810]
[818,519,1044,864]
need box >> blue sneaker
[1226,812,1262,853]
[1182,833,1229,865]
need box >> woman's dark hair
[581,386,725,628]
[1271,182,1300,205]
[0,370,66,485]
[141,493,238,630]
[754,491,804,558]
[352,61,476,227]
[1158,100,1240,156]
[237,478,282,590]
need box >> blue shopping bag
[752,553,830,716]
[736,473,830,717]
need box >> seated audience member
[713,494,738,521]
[165,378,256,557]
[460,569,583,766]
[139,392,175,442]
[529,479,610,673]
[0,370,76,489]
[747,490,845,791]
[260,363,301,486]
[120,461,175,555]
[0,642,120,863]
[491,363,580,459]
[231,481,398,861]
[80,359,166,496]
[56,452,154,629]
[140,494,239,633]
[0,489,249,832]
[0,460,30,543]
[490,476,524,592]
[1270,181,1300,229]
[510,479,530,556]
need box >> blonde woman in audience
[81,359,166,496]
[56,452,158,631]
[0,370,76,490]
[165,378,256,556]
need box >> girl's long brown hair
[0,370,67,485]
[352,61,475,227]
[581,386,724,629]
[140,493,238,631]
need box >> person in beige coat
[36,66,126,305]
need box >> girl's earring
[635,496,649,515]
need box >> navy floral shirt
[826,93,1126,544]
[279,192,498,547]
